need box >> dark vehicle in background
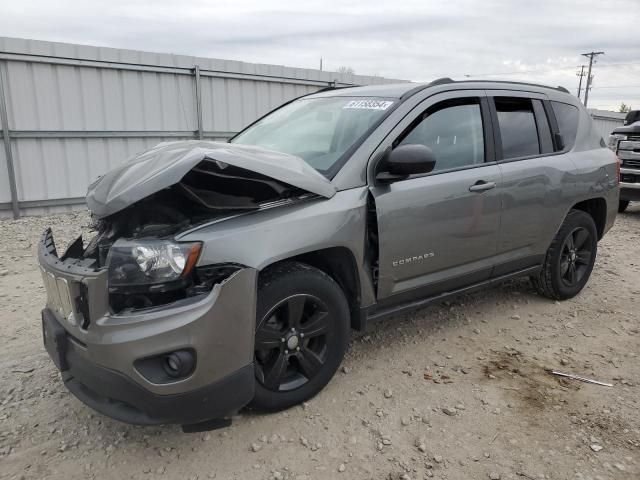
[38,79,618,430]
[624,110,640,126]
[608,118,640,212]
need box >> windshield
[231,96,395,176]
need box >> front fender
[178,187,376,308]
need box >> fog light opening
[162,350,195,378]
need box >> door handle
[469,180,496,192]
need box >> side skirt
[363,265,541,325]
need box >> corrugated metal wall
[0,37,404,217]
[589,109,626,140]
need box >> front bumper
[620,168,640,201]
[38,229,258,425]
[43,309,254,425]
[618,137,640,202]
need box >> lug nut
[300,333,305,338]
[296,347,300,351]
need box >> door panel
[372,165,503,300]
[368,90,503,302]
[487,91,578,270]
[494,155,577,267]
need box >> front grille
[622,159,640,169]
[621,173,639,184]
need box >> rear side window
[551,102,579,150]
[495,97,540,159]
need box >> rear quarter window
[551,102,579,150]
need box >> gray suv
[38,79,619,429]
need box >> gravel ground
[0,206,638,480]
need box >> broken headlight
[106,239,202,287]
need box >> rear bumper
[45,309,255,425]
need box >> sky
[1,0,639,111]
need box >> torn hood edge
[86,141,337,218]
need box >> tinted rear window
[495,97,540,159]
[551,102,579,150]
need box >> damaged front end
[54,141,336,314]
[36,141,339,425]
[81,187,247,314]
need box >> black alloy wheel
[559,227,593,287]
[249,261,349,412]
[255,294,330,392]
[531,209,598,300]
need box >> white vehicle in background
[608,111,640,212]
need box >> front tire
[249,262,349,411]
[531,209,598,300]
[618,200,630,213]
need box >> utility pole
[581,51,604,107]
[319,57,323,71]
[576,65,586,99]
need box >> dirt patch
[0,206,639,479]
[482,348,580,412]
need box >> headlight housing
[607,133,627,151]
[106,239,202,288]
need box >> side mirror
[376,144,436,183]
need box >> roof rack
[454,79,573,94]
[428,77,455,86]
[404,78,571,99]
[314,83,355,93]
[400,77,454,99]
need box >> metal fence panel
[4,62,197,131]
[588,109,626,140]
[0,37,404,217]
[11,136,196,202]
[591,116,624,140]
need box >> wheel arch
[570,197,607,239]
[258,246,365,331]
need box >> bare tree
[619,102,631,113]
[337,66,355,75]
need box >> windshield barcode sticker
[343,100,394,110]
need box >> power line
[597,60,640,67]
[464,59,640,78]
[581,51,605,107]
[590,85,640,89]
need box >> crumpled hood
[86,141,336,218]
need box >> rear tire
[618,200,630,213]
[531,209,598,300]
[249,262,349,411]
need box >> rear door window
[494,97,540,159]
[551,102,579,150]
